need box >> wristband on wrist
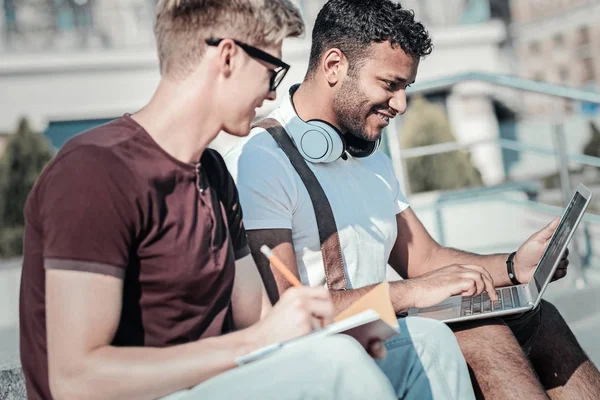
[506,251,520,285]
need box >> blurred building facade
[510,0,600,116]
[0,0,168,148]
[0,0,516,185]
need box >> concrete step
[0,367,26,400]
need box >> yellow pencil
[260,245,303,287]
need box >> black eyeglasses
[205,38,290,92]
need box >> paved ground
[0,327,18,371]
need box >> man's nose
[389,90,407,116]
[266,89,277,101]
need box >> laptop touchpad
[413,297,461,319]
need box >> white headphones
[285,87,381,164]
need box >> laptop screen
[533,192,587,291]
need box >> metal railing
[388,72,600,288]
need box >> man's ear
[214,39,240,79]
[322,48,347,86]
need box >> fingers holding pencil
[260,245,332,328]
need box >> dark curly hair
[307,0,433,76]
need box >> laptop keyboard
[461,287,521,316]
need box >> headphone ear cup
[345,135,381,158]
[297,120,345,163]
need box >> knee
[452,318,524,360]
[314,335,373,366]
[452,317,510,340]
[407,317,462,356]
[538,299,571,338]
[409,317,456,341]
[310,336,395,397]
[539,299,561,321]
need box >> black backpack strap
[203,149,281,304]
[252,118,347,291]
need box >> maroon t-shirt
[19,115,250,400]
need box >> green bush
[0,117,54,258]
[400,96,483,193]
[0,226,25,258]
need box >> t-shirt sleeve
[380,152,410,215]
[225,140,297,231]
[39,147,139,279]
[205,149,250,260]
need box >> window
[577,25,590,45]
[564,100,573,114]
[553,33,564,48]
[581,58,595,83]
[529,40,541,54]
[45,118,116,149]
[489,0,512,23]
[558,66,569,82]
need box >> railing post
[0,0,7,52]
[435,201,446,246]
[386,116,411,197]
[552,123,586,289]
[553,124,572,206]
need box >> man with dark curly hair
[225,1,475,399]
[226,0,600,398]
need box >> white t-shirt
[224,89,409,289]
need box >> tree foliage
[400,95,483,193]
[0,117,54,257]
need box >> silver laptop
[407,183,592,323]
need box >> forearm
[330,280,415,315]
[330,286,373,315]
[429,247,512,287]
[232,254,273,329]
[51,328,262,400]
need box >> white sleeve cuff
[394,200,410,215]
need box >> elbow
[425,241,444,266]
[49,376,75,400]
[49,367,92,400]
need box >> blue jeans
[162,318,475,400]
[377,317,476,400]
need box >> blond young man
[19,1,400,399]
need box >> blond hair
[155,0,305,78]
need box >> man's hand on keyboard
[513,217,570,283]
[407,264,498,309]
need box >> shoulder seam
[41,125,145,179]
